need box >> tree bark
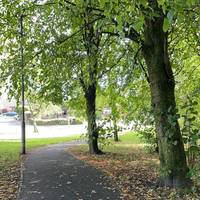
[142,0,190,187]
[113,117,119,142]
[27,100,39,133]
[85,84,102,154]
[33,119,39,133]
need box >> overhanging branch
[98,49,127,79]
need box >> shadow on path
[19,142,122,200]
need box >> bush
[138,126,158,153]
[28,118,83,126]
[135,110,158,153]
[180,96,200,186]
[70,118,82,125]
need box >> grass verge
[0,135,79,200]
[0,135,79,170]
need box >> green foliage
[83,118,115,149]
[180,96,200,185]
[188,153,200,187]
[97,125,113,149]
[164,107,181,140]
[138,127,157,153]
[0,0,199,182]
[163,17,170,32]
[181,97,200,147]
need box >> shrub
[180,96,200,185]
[28,118,83,126]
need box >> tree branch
[98,50,127,79]
[63,0,104,12]
[78,68,87,93]
[128,45,150,83]
[124,26,143,44]
[138,59,150,83]
[101,22,143,44]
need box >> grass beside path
[0,135,79,170]
[0,135,79,200]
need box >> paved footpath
[19,142,122,200]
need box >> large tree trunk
[142,0,190,187]
[85,84,102,154]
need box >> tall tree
[141,0,189,187]
[98,0,199,186]
[80,3,103,154]
[1,0,199,185]
[0,1,127,154]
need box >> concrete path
[19,142,122,200]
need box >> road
[0,117,87,140]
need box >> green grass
[71,132,156,164]
[118,131,142,144]
[0,135,79,170]
[0,132,142,170]
[74,132,143,155]
[26,135,79,149]
[101,132,143,155]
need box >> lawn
[117,131,142,144]
[76,131,144,154]
[0,135,79,170]
[0,135,80,200]
[0,130,140,170]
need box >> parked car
[3,112,18,117]
[3,112,20,120]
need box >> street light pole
[19,14,26,155]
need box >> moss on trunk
[142,0,190,187]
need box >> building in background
[0,92,16,114]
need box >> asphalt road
[19,142,122,200]
[0,117,86,140]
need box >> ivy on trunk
[141,0,190,187]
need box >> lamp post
[19,14,26,155]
